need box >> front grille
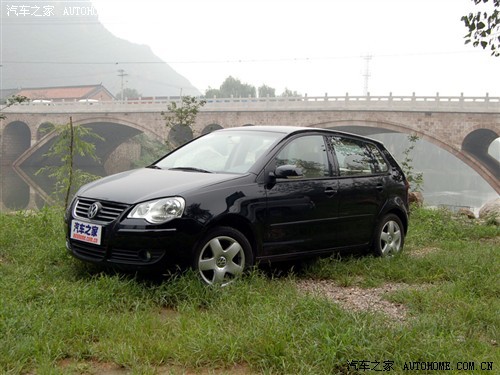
[71,241,106,261]
[70,241,166,265]
[109,248,165,264]
[74,198,129,224]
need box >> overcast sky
[92,0,498,96]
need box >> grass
[0,206,498,374]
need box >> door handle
[376,184,384,192]
[325,187,337,197]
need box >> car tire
[193,227,254,286]
[373,214,404,257]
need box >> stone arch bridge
[1,94,499,211]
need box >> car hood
[77,168,249,204]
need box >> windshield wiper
[169,167,212,173]
[146,165,162,169]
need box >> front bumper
[66,217,200,271]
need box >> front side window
[275,135,330,178]
[330,137,388,176]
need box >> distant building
[11,84,115,102]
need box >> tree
[0,95,29,120]
[162,95,206,148]
[258,84,276,98]
[115,88,141,100]
[462,0,500,56]
[205,76,256,98]
[204,77,301,99]
[280,88,301,97]
[204,86,221,98]
[129,133,165,168]
[401,134,424,192]
[163,95,206,129]
[220,76,256,97]
[36,117,104,209]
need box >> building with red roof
[14,84,114,102]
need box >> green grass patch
[0,207,498,374]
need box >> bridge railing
[4,93,499,113]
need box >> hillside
[0,1,199,97]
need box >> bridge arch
[462,128,499,180]
[76,117,170,173]
[1,121,31,165]
[77,116,165,142]
[18,117,167,171]
[168,124,194,147]
[201,123,223,135]
[75,118,144,167]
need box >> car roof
[217,125,343,135]
[215,125,383,145]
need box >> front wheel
[193,227,254,286]
[373,214,404,257]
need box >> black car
[66,126,409,285]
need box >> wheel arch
[385,207,409,235]
[202,214,259,257]
[378,196,409,235]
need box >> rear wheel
[373,214,404,257]
[193,227,253,286]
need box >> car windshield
[155,129,283,173]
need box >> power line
[0,61,163,65]
[0,50,484,66]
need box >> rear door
[327,136,390,247]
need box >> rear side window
[367,143,389,173]
[329,137,389,176]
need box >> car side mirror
[274,164,304,179]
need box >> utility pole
[117,69,128,101]
[362,54,372,96]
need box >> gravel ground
[296,280,414,323]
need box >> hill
[0,1,200,97]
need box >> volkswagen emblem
[88,202,102,219]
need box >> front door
[263,135,339,258]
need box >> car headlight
[128,197,185,224]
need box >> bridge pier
[30,132,38,147]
